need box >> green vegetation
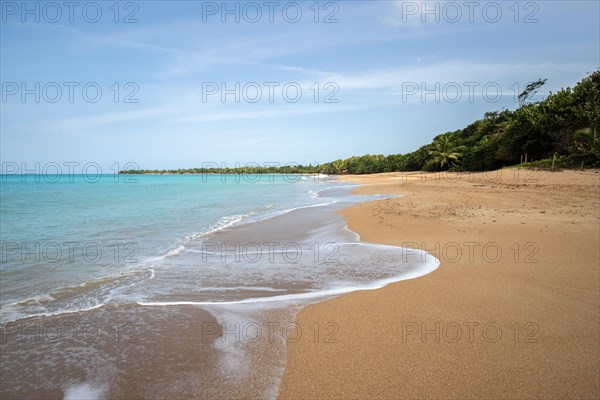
[122,71,599,175]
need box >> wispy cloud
[44,105,181,133]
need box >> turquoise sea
[1,174,338,319]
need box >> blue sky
[1,0,599,170]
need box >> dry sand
[279,169,600,399]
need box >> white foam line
[13,294,56,305]
[0,303,107,323]
[194,286,288,292]
[276,200,338,213]
[166,245,185,257]
[136,250,439,307]
[148,200,340,262]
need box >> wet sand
[0,304,221,399]
[279,169,600,399]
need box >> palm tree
[413,146,430,170]
[426,135,465,170]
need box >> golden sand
[279,169,600,399]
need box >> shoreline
[279,169,600,399]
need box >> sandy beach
[279,168,600,399]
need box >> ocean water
[1,174,330,320]
[0,173,439,399]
